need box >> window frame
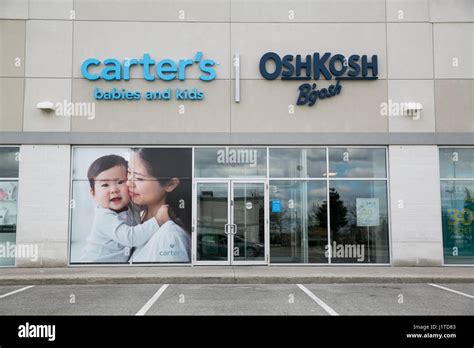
[0,146,20,268]
[439,146,474,267]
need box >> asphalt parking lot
[0,283,472,315]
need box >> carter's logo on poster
[259,52,378,106]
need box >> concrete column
[389,145,443,266]
[16,145,70,266]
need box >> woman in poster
[127,148,192,263]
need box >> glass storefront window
[440,147,474,265]
[0,147,20,178]
[441,181,474,264]
[328,148,387,178]
[269,180,328,263]
[307,148,329,178]
[68,146,390,265]
[329,180,390,263]
[194,147,267,178]
[439,148,474,178]
[269,148,326,178]
[269,147,389,264]
[0,147,20,267]
[270,148,304,178]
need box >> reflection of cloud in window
[307,149,326,160]
[196,148,266,177]
[440,148,474,178]
[329,149,385,177]
[269,149,327,178]
[344,167,375,178]
[270,150,302,175]
[270,149,300,160]
[452,162,474,177]
[331,184,354,194]
[332,148,383,161]
[0,148,19,177]
[308,186,327,196]
[333,182,389,213]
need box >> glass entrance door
[231,182,266,264]
[195,182,230,264]
[194,181,267,265]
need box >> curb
[1,276,473,285]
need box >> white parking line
[0,285,35,299]
[136,284,169,316]
[296,284,339,316]
[428,283,474,299]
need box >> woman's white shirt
[131,220,191,263]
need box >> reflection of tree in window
[316,187,348,231]
[308,202,323,232]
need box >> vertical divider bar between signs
[234,53,240,103]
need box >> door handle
[231,224,237,235]
[224,223,230,235]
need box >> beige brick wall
[389,145,443,266]
[0,0,471,134]
[15,145,70,266]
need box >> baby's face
[92,166,130,211]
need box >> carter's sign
[80,52,216,101]
[259,52,378,106]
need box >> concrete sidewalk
[0,266,473,285]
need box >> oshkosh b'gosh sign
[259,52,378,106]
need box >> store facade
[0,0,472,267]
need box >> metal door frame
[230,180,268,265]
[193,179,269,266]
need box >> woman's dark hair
[87,154,128,191]
[132,148,192,233]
